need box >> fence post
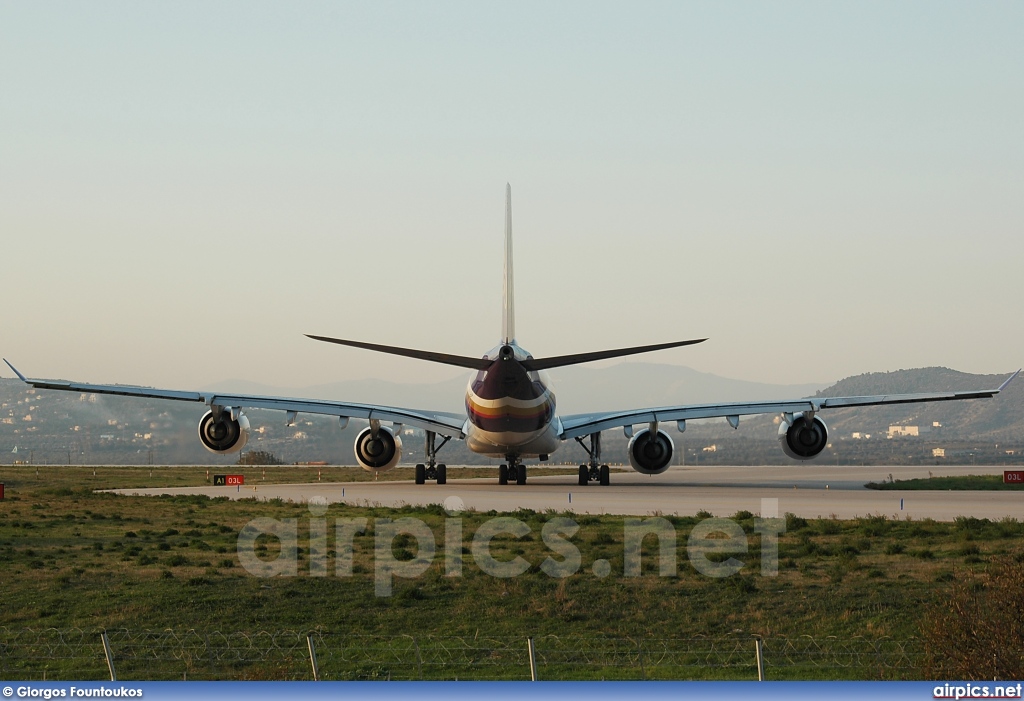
[527,637,538,681]
[203,630,218,679]
[414,637,423,680]
[754,637,765,681]
[100,632,116,682]
[205,633,215,680]
[307,634,319,681]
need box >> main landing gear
[415,430,450,485]
[498,455,527,486]
[575,432,610,486]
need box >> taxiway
[106,464,1024,521]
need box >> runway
[106,464,1024,521]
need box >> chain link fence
[0,628,925,681]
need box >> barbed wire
[0,628,924,681]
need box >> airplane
[4,185,1020,487]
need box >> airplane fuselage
[463,342,561,458]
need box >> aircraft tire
[516,464,527,485]
[415,464,426,485]
[599,464,610,486]
[578,465,588,485]
[498,464,508,485]
[437,463,447,485]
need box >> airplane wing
[558,370,1021,440]
[3,360,467,438]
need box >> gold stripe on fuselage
[466,390,553,416]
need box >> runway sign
[1004,470,1024,484]
[0,483,4,499]
[213,474,245,486]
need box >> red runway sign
[0,483,4,499]
[213,474,245,486]
[1004,471,1024,484]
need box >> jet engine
[198,409,250,454]
[354,425,403,471]
[778,413,828,460]
[627,428,675,475]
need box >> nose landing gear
[498,455,527,485]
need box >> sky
[1,1,1022,392]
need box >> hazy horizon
[2,2,1021,392]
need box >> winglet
[998,369,1021,392]
[3,359,28,383]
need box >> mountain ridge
[210,362,826,415]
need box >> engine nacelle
[627,428,675,475]
[354,425,403,471]
[198,409,250,454]
[778,413,828,460]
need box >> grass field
[865,474,1024,491]
[0,465,1021,680]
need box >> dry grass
[0,465,1023,679]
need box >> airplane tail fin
[503,183,515,344]
[307,185,708,371]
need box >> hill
[214,362,825,415]
[814,367,1023,440]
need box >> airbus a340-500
[5,186,1018,486]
